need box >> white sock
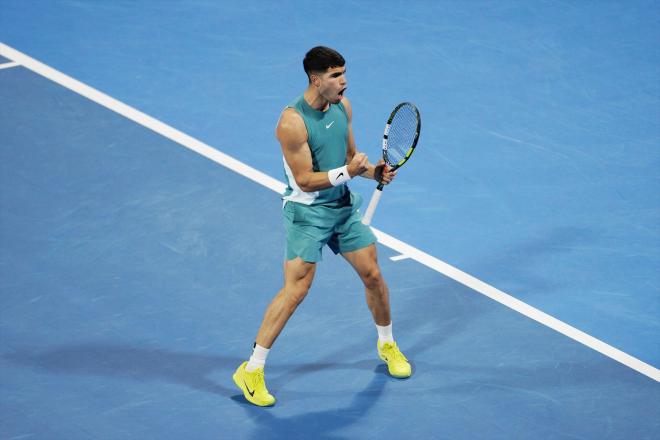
[246,343,270,372]
[376,322,394,344]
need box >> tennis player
[233,46,411,406]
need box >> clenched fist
[348,152,369,177]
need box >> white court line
[390,254,411,261]
[0,61,20,70]
[1,42,658,382]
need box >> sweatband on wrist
[328,165,351,186]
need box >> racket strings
[385,104,418,165]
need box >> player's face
[319,66,347,104]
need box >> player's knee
[362,266,384,290]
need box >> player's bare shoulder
[276,107,307,148]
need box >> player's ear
[310,73,321,87]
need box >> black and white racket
[362,102,421,225]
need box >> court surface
[1,1,659,439]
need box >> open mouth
[338,88,347,98]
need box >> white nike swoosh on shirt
[325,121,334,129]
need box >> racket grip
[361,187,383,225]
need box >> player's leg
[341,244,390,326]
[233,257,316,406]
[255,257,316,348]
[342,244,412,378]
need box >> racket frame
[377,102,421,190]
[362,102,421,225]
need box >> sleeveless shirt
[282,95,349,206]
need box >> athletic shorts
[283,192,377,263]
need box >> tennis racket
[361,102,421,225]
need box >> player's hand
[348,152,369,177]
[374,159,396,185]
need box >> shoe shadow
[234,365,390,440]
[265,335,406,392]
[2,343,242,396]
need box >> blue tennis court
[1,1,659,439]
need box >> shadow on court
[394,226,602,362]
[3,343,241,396]
[4,343,393,440]
[232,365,390,440]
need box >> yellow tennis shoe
[377,341,412,378]
[232,361,276,406]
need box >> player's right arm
[277,108,367,192]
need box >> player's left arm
[342,97,396,184]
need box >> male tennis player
[233,46,411,406]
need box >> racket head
[382,102,421,170]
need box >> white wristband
[328,165,351,186]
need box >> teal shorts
[283,192,377,263]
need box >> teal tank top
[282,95,349,206]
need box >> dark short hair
[303,46,345,81]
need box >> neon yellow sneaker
[232,361,276,406]
[377,341,412,378]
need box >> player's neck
[303,87,330,112]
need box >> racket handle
[361,187,383,225]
